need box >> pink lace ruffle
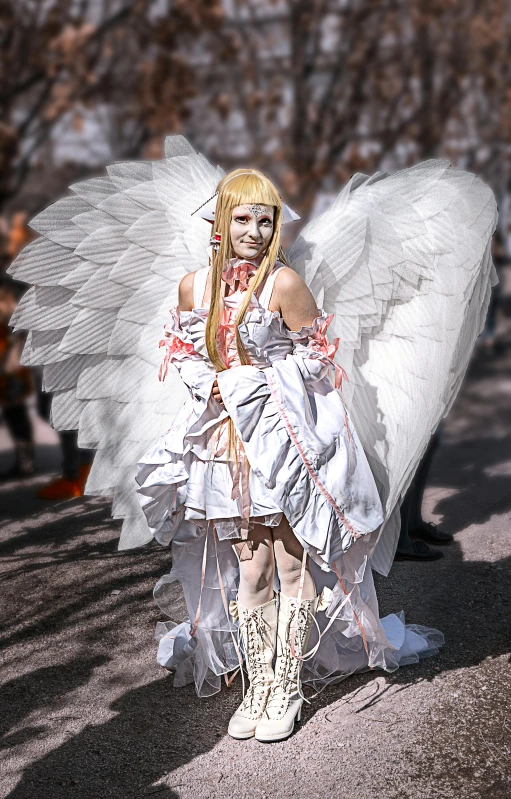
[306,313,348,389]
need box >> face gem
[243,204,271,218]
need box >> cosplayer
[8,137,497,743]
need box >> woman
[136,168,440,742]
[9,135,495,743]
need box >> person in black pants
[0,281,34,479]
[395,428,453,561]
[36,381,94,499]
[1,402,34,478]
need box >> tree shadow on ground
[1,657,108,746]
[3,538,510,799]
[4,675,225,799]
[0,511,173,654]
[428,435,511,533]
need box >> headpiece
[191,172,300,224]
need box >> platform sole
[227,727,257,740]
[255,729,295,742]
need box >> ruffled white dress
[136,261,444,697]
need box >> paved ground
[1,276,510,799]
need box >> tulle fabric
[153,525,444,697]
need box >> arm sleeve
[289,312,346,389]
[159,307,216,402]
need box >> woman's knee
[278,559,310,590]
[234,530,274,579]
[245,566,273,594]
[234,531,275,606]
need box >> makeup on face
[230,204,275,260]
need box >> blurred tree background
[1,0,510,268]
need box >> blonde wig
[205,168,289,372]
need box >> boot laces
[238,606,273,715]
[266,603,311,717]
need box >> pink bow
[159,332,197,381]
[221,261,258,291]
[308,314,348,390]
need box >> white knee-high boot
[227,596,278,740]
[255,592,318,742]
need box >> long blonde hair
[205,168,288,371]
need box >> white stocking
[272,516,316,600]
[232,524,275,610]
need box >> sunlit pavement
[1,284,510,798]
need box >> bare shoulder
[274,266,315,306]
[273,266,307,293]
[178,271,196,311]
[273,265,318,327]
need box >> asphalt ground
[1,275,510,799]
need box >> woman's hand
[212,378,223,405]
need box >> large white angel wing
[8,136,223,550]
[289,160,498,576]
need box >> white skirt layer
[137,357,443,698]
[136,398,284,542]
[184,457,283,539]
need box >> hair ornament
[209,232,222,251]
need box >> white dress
[7,137,495,698]
[136,261,443,697]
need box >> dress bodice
[179,262,312,369]
[158,259,343,389]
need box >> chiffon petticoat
[153,525,444,698]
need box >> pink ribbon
[216,304,252,369]
[216,307,237,368]
[266,371,360,540]
[221,260,258,291]
[210,420,251,536]
[308,313,348,390]
[229,438,251,536]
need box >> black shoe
[409,522,453,545]
[394,539,444,561]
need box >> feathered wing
[9,136,223,549]
[288,160,498,576]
